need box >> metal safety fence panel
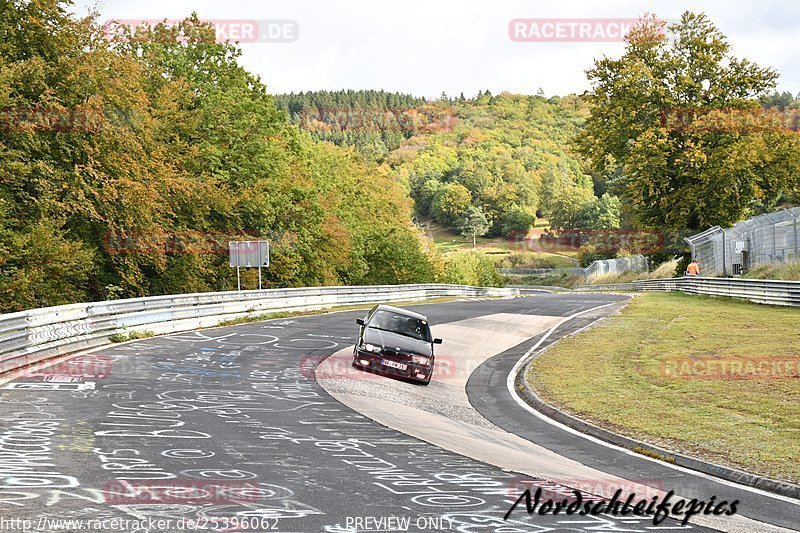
[498,255,648,281]
[686,208,800,276]
[584,255,649,280]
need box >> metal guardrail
[575,277,800,306]
[0,284,518,375]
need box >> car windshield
[368,310,432,342]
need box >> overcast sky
[70,0,800,99]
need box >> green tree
[416,179,443,216]
[0,4,439,311]
[430,183,472,225]
[581,193,622,230]
[499,204,536,237]
[457,206,490,247]
[0,219,96,312]
[578,12,800,234]
[548,186,594,231]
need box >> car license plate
[381,359,407,370]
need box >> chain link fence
[499,255,649,281]
[584,255,649,279]
[686,207,800,276]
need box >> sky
[70,0,800,99]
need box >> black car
[352,304,443,385]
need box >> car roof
[373,304,428,321]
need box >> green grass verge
[528,292,800,483]
[109,330,155,343]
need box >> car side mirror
[433,338,443,344]
[355,318,365,326]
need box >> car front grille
[381,349,414,359]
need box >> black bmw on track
[352,304,443,385]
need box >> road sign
[229,241,269,290]
[229,241,269,267]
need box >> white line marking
[505,303,800,506]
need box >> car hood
[363,328,432,356]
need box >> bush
[441,251,503,287]
[109,330,155,343]
[500,204,536,237]
[576,244,615,267]
[495,252,575,269]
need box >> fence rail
[576,277,800,306]
[0,284,518,375]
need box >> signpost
[229,240,270,290]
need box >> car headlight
[363,343,382,353]
[411,355,430,366]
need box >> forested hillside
[275,90,443,161]
[278,91,621,240]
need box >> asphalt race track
[0,293,796,532]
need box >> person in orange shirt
[686,259,700,276]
